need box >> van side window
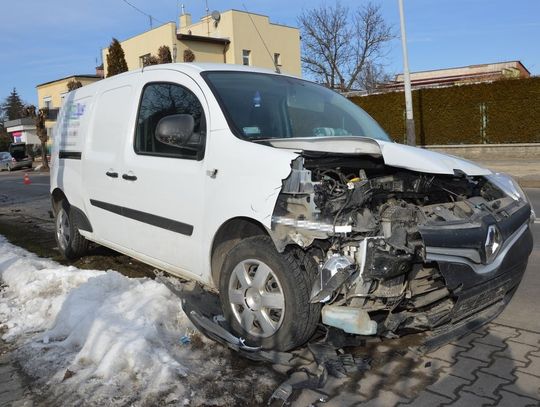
[135,82,206,160]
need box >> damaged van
[51,63,535,351]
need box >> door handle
[106,171,118,178]
[122,173,137,181]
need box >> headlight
[486,172,528,202]
[486,172,535,222]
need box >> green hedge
[349,77,540,144]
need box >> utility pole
[398,0,416,146]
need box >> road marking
[535,219,540,224]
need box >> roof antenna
[242,3,280,73]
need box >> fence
[349,77,540,145]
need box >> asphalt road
[1,169,539,330]
[0,170,50,206]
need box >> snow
[0,235,280,406]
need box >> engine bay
[271,154,528,337]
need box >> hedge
[349,76,540,145]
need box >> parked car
[0,144,33,171]
[50,63,534,351]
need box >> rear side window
[134,82,206,160]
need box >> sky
[1,0,539,107]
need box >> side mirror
[155,114,197,149]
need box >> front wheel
[55,202,89,260]
[219,236,320,351]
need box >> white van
[51,63,534,351]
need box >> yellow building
[36,74,102,137]
[102,9,301,77]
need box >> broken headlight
[486,173,529,203]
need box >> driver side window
[134,82,206,160]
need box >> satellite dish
[211,10,221,22]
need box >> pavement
[0,167,539,406]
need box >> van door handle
[122,173,137,181]
[106,171,118,178]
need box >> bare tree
[298,1,394,91]
[23,105,49,170]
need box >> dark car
[0,144,33,171]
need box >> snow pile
[0,235,194,404]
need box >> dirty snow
[0,235,279,406]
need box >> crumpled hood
[375,140,491,176]
[266,137,491,176]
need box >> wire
[242,3,280,73]
[120,0,164,27]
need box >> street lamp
[398,0,416,146]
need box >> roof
[395,61,530,82]
[176,33,230,45]
[36,74,101,88]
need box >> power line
[120,0,164,28]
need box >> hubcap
[56,209,71,251]
[228,259,285,338]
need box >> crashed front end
[271,154,534,342]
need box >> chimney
[95,64,104,78]
[179,5,192,29]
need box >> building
[386,61,530,91]
[102,9,301,76]
[3,117,39,147]
[35,73,102,139]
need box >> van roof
[140,62,288,76]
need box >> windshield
[202,71,392,142]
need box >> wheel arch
[51,188,93,233]
[210,217,272,287]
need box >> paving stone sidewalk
[294,322,540,406]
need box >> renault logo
[485,225,502,264]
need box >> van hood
[265,137,491,176]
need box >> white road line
[534,219,540,224]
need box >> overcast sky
[1,0,539,106]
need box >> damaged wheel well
[210,217,269,287]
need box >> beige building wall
[179,10,301,76]
[37,76,100,109]
[102,10,301,77]
[102,23,177,74]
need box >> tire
[219,236,320,351]
[55,201,89,260]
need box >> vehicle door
[114,70,208,277]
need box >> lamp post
[398,0,416,146]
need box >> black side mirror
[155,114,197,149]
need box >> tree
[0,125,11,151]
[183,49,195,63]
[106,38,128,77]
[67,79,83,91]
[157,45,172,64]
[142,55,159,67]
[1,88,25,121]
[23,105,49,170]
[298,1,394,92]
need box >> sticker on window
[243,126,261,137]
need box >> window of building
[139,54,151,67]
[60,92,67,106]
[242,49,251,66]
[274,53,281,67]
[135,82,206,160]
[43,96,52,110]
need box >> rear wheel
[55,201,89,260]
[219,236,320,351]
